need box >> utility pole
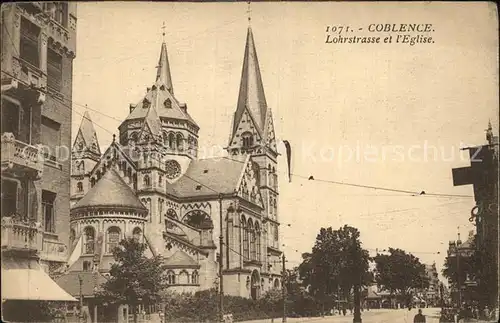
[282,254,287,323]
[352,237,362,323]
[78,274,84,323]
[218,194,224,322]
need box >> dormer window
[164,99,172,109]
[242,132,253,148]
[143,99,150,109]
[160,85,166,91]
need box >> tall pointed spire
[156,40,174,94]
[232,26,268,137]
[73,111,101,156]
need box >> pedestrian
[158,309,165,323]
[413,309,426,323]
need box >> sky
[71,2,499,282]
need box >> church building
[63,26,283,300]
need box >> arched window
[167,271,176,285]
[183,210,212,229]
[158,175,163,187]
[163,132,169,146]
[248,219,256,260]
[168,133,175,149]
[84,227,95,254]
[164,99,172,109]
[77,182,83,192]
[129,132,138,143]
[242,132,253,148]
[176,134,184,151]
[158,199,164,221]
[69,228,76,246]
[166,209,178,220]
[144,153,149,166]
[143,175,151,187]
[132,227,142,241]
[192,271,199,285]
[83,261,92,272]
[242,216,249,260]
[255,222,261,262]
[80,161,85,173]
[179,270,189,284]
[133,173,138,190]
[90,178,96,187]
[107,226,121,253]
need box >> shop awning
[1,258,77,302]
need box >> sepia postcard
[1,1,498,323]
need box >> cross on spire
[161,21,166,42]
[247,1,252,23]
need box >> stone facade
[65,26,282,299]
[1,2,77,276]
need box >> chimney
[180,103,187,113]
[129,104,136,113]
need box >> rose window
[165,160,181,179]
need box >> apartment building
[1,2,77,306]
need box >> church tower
[227,26,281,274]
[71,112,101,207]
[117,37,200,252]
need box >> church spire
[156,35,174,94]
[232,26,268,138]
[73,111,101,156]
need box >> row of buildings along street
[1,2,499,323]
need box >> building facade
[61,25,282,300]
[1,1,77,307]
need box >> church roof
[124,42,198,128]
[232,26,268,137]
[72,168,147,213]
[73,111,101,155]
[166,157,246,197]
[164,250,199,268]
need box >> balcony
[1,132,44,178]
[40,234,68,262]
[1,216,43,254]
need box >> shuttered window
[47,49,62,91]
[20,18,40,67]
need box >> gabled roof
[124,42,198,128]
[72,168,146,213]
[165,156,246,197]
[232,26,268,139]
[73,111,101,155]
[164,250,199,268]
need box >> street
[240,308,442,323]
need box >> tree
[298,225,371,311]
[373,248,429,307]
[97,237,169,323]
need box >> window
[168,133,175,149]
[132,227,142,241]
[158,175,163,187]
[176,134,183,151]
[107,227,121,253]
[242,216,249,260]
[83,261,91,272]
[192,271,199,284]
[164,99,172,109]
[69,229,76,246]
[77,182,83,192]
[84,227,95,254]
[53,2,68,27]
[248,220,256,260]
[20,18,40,67]
[167,271,176,285]
[42,190,56,233]
[41,116,61,160]
[143,175,151,187]
[255,223,261,262]
[274,225,279,241]
[1,99,20,139]
[242,132,253,148]
[158,199,164,220]
[179,271,189,284]
[47,49,63,91]
[1,180,18,218]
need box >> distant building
[446,230,476,305]
[57,25,283,306]
[421,263,440,306]
[1,0,77,311]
